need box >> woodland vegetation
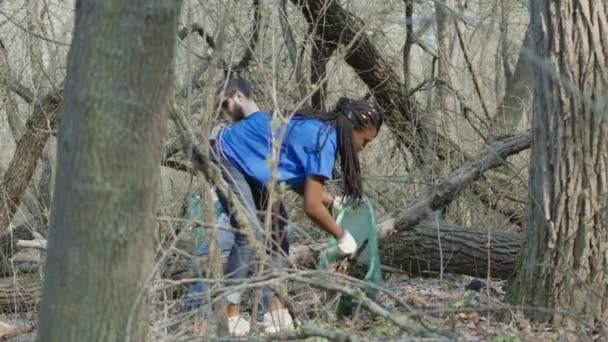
[0,0,605,341]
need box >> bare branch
[454,21,491,122]
[402,0,414,90]
[378,131,531,237]
[178,23,216,49]
[17,238,47,250]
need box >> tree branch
[402,0,414,90]
[377,131,531,237]
[454,22,491,122]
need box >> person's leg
[185,224,235,313]
[210,143,263,331]
[248,183,294,332]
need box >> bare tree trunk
[0,93,61,233]
[310,35,335,111]
[507,0,608,327]
[434,0,452,112]
[490,25,534,135]
[36,1,181,341]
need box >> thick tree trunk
[36,1,181,341]
[507,0,608,327]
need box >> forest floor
[0,273,596,341]
[316,273,578,341]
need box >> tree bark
[434,0,453,111]
[36,1,182,341]
[291,220,520,279]
[490,25,534,135]
[0,93,62,234]
[507,0,608,327]
[0,275,41,313]
[380,221,520,279]
[310,35,336,111]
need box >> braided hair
[296,98,384,201]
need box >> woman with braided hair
[212,93,384,336]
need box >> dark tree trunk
[0,93,61,233]
[310,35,336,111]
[36,1,182,341]
[506,0,608,327]
[490,25,534,135]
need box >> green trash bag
[317,197,382,317]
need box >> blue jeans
[183,226,271,320]
[210,140,290,306]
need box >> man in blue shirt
[190,77,306,336]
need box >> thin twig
[454,22,491,121]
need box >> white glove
[337,230,357,255]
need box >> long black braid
[293,97,384,201]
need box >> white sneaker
[227,315,250,336]
[262,308,294,334]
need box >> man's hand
[337,230,357,256]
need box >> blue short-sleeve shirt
[219,111,337,190]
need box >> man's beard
[230,104,246,121]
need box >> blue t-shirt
[219,111,337,190]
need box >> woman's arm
[293,185,335,208]
[303,176,343,239]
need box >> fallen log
[290,220,521,279]
[379,220,520,279]
[0,275,41,313]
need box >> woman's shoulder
[287,118,336,151]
